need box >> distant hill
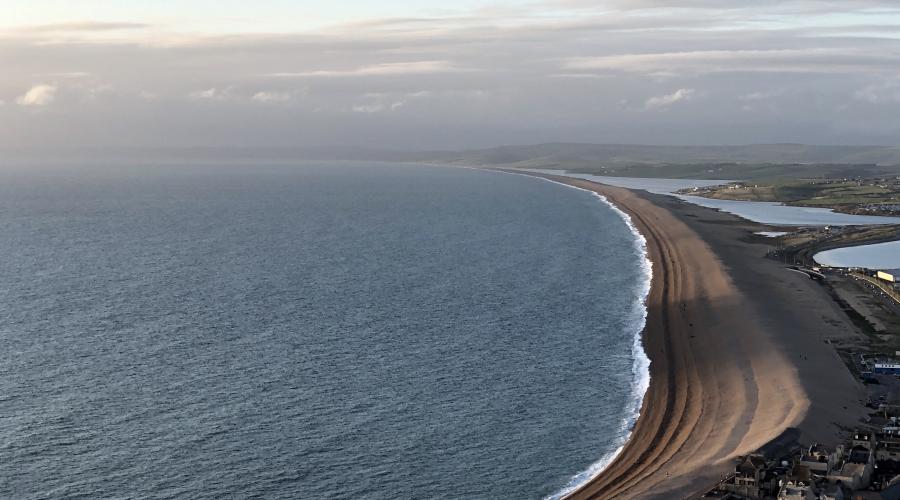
[7,143,900,180]
[375,143,900,180]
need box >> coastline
[507,170,868,499]
[516,173,654,500]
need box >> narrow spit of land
[511,171,856,499]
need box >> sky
[4,1,900,150]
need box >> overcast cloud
[3,1,900,149]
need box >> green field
[689,179,900,214]
[565,163,900,182]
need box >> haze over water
[0,163,648,499]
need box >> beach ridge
[516,172,811,499]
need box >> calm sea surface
[814,240,900,269]
[0,163,648,499]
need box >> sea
[0,162,651,499]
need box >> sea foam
[481,169,653,500]
[544,189,652,500]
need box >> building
[797,444,843,473]
[877,441,900,461]
[776,481,815,499]
[850,432,874,453]
[849,481,900,500]
[879,405,900,419]
[832,461,870,490]
[874,364,900,375]
[877,431,900,461]
[723,454,778,498]
[876,269,900,292]
[819,484,844,500]
[871,458,900,490]
[877,270,899,283]
[736,456,766,493]
[827,444,874,490]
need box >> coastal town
[521,170,900,500]
[700,253,900,498]
[12,1,900,499]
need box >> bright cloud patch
[270,61,459,78]
[644,88,694,109]
[251,91,293,103]
[16,84,58,107]
[5,1,900,148]
[189,88,230,100]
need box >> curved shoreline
[519,174,653,500]
[514,172,811,499]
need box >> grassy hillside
[688,179,900,215]
[10,143,900,181]
[358,143,900,181]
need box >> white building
[777,481,816,500]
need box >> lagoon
[524,169,900,227]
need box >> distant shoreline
[507,169,867,498]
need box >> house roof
[736,454,766,473]
[840,462,867,476]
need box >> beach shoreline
[506,170,868,499]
